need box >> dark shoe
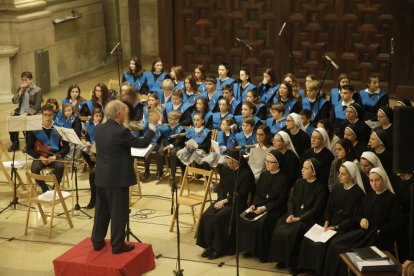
[243,252,253,258]
[156,171,164,180]
[93,241,106,251]
[276,262,287,269]
[8,143,19,152]
[85,201,95,209]
[207,250,223,260]
[201,247,214,258]
[112,243,135,254]
[142,171,150,182]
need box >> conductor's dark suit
[91,119,155,251]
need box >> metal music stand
[54,126,91,219]
[0,115,42,214]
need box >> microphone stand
[110,42,122,91]
[171,172,183,276]
[227,149,243,276]
[279,22,295,72]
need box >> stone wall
[0,0,159,100]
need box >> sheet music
[7,115,42,132]
[131,144,155,157]
[38,190,71,201]
[2,160,26,169]
[304,223,337,243]
[211,140,220,154]
[185,139,198,148]
[54,126,84,146]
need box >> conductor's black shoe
[112,243,135,254]
[207,250,223,260]
[93,241,106,251]
[142,171,150,182]
[201,247,214,258]
[85,201,95,209]
[8,143,19,152]
[242,252,253,258]
[276,262,287,269]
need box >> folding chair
[130,158,143,205]
[25,172,73,238]
[169,166,213,238]
[0,141,28,197]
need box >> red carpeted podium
[53,238,155,276]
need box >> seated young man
[235,116,257,154]
[266,103,286,136]
[26,104,70,192]
[300,109,314,137]
[221,84,241,115]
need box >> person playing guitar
[26,104,70,192]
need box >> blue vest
[258,83,279,104]
[183,92,201,105]
[159,124,184,139]
[56,116,77,128]
[334,102,347,121]
[196,83,207,94]
[123,72,146,91]
[330,87,341,104]
[266,118,286,135]
[33,128,61,152]
[144,71,168,94]
[211,112,233,129]
[233,82,256,102]
[273,98,298,118]
[86,100,95,114]
[216,77,235,92]
[298,88,305,98]
[62,98,86,114]
[358,89,387,107]
[199,91,222,111]
[304,125,315,137]
[255,103,266,117]
[53,109,63,126]
[164,102,183,115]
[302,97,327,123]
[216,131,236,153]
[229,98,241,115]
[235,132,257,153]
[173,80,185,91]
[186,127,211,145]
[86,121,96,144]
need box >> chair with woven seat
[24,172,73,238]
[169,166,213,238]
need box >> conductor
[91,100,160,254]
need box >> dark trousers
[169,147,185,177]
[9,131,19,145]
[91,186,129,250]
[31,159,65,192]
[88,167,96,205]
[144,144,164,173]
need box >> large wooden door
[158,0,414,97]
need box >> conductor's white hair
[105,100,128,120]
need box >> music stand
[54,126,92,219]
[1,115,42,214]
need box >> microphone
[278,22,287,36]
[230,124,238,132]
[169,132,187,139]
[325,55,340,70]
[234,144,257,150]
[390,38,394,55]
[110,42,120,55]
[235,37,253,51]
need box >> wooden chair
[209,129,220,185]
[169,166,213,238]
[108,78,119,91]
[130,158,143,205]
[24,172,73,238]
[0,141,28,197]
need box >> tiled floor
[0,64,288,275]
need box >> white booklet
[38,190,71,201]
[185,139,198,148]
[131,143,156,158]
[211,140,220,154]
[304,223,337,243]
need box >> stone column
[0,46,19,103]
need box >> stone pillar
[0,46,19,103]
